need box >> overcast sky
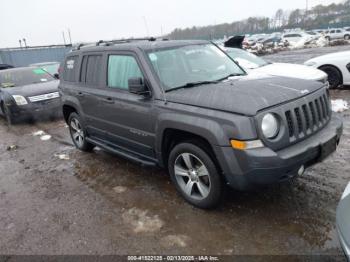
[0,0,342,48]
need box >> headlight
[304,61,317,67]
[261,113,279,139]
[12,95,28,105]
[342,182,350,200]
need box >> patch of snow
[40,135,52,141]
[55,153,70,160]
[33,130,46,136]
[122,208,164,233]
[331,99,349,112]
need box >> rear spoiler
[224,35,245,49]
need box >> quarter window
[107,55,143,90]
[63,56,79,82]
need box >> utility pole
[62,31,67,45]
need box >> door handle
[77,92,85,97]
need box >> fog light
[298,165,305,176]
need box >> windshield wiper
[165,80,219,93]
[216,73,244,81]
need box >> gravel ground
[0,45,349,259]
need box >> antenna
[143,16,150,37]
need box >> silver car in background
[337,182,350,261]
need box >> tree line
[168,0,350,40]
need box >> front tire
[344,35,350,40]
[2,103,15,125]
[68,113,94,152]
[168,142,223,209]
[319,65,342,89]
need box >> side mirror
[53,73,59,79]
[128,77,149,95]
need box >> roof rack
[74,37,166,50]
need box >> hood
[165,74,325,116]
[310,51,350,62]
[3,80,59,97]
[252,63,327,81]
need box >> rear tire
[168,142,223,209]
[344,35,350,40]
[319,65,342,89]
[68,112,94,152]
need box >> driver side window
[107,55,143,90]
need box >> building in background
[0,45,72,67]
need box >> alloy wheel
[70,118,84,147]
[174,153,211,200]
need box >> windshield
[0,68,55,88]
[225,48,269,69]
[147,44,245,91]
[38,63,59,75]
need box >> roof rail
[73,37,162,50]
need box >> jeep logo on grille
[300,89,309,94]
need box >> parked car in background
[30,62,60,79]
[222,47,327,82]
[60,39,342,208]
[0,64,14,70]
[304,51,350,89]
[0,67,61,123]
[336,182,350,261]
[245,34,267,46]
[324,28,350,41]
[282,32,315,45]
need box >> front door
[87,52,156,159]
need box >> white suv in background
[324,28,350,40]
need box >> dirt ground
[0,45,349,258]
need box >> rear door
[86,51,156,158]
[72,53,105,133]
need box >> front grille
[28,92,60,102]
[284,92,331,140]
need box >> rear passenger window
[80,55,102,85]
[63,56,79,82]
[107,55,143,90]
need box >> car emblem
[300,89,309,94]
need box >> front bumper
[215,114,343,190]
[6,98,62,121]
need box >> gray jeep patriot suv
[59,39,343,208]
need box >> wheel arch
[63,103,78,123]
[159,128,223,175]
[318,64,343,85]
